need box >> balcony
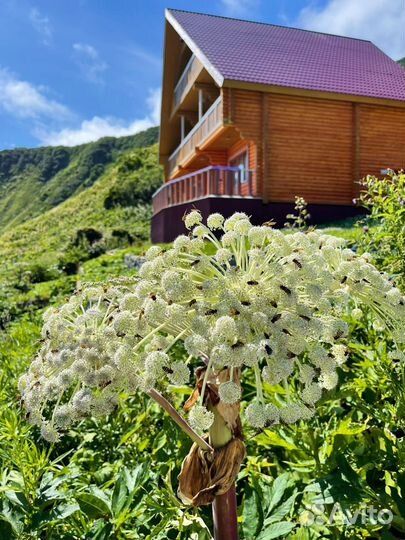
[174,54,203,109]
[168,96,223,176]
[152,166,258,215]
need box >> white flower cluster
[20,212,405,440]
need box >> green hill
[0,127,158,232]
[0,128,163,324]
[399,57,405,68]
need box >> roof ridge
[166,7,372,44]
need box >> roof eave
[223,79,405,107]
[165,8,225,87]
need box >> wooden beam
[176,110,198,123]
[262,92,269,202]
[194,82,218,101]
[352,102,361,199]
[198,88,204,121]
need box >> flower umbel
[20,212,405,441]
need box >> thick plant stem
[210,407,239,540]
[212,485,239,540]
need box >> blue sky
[0,0,403,149]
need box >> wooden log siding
[267,95,354,204]
[358,104,405,179]
[162,87,405,210]
[222,87,263,197]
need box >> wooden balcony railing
[174,54,202,108]
[168,96,222,176]
[152,166,258,215]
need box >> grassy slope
[0,145,162,265]
[0,127,158,232]
[0,142,163,323]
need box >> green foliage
[0,128,405,538]
[0,127,159,232]
[357,171,405,287]
[104,149,162,208]
[3,282,405,538]
[0,140,163,325]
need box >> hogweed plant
[20,211,405,540]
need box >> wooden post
[198,88,204,121]
[352,103,361,200]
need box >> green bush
[358,170,405,287]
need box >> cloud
[73,43,108,84]
[37,88,161,146]
[0,68,71,120]
[130,46,162,70]
[220,0,260,17]
[29,7,53,45]
[296,0,405,60]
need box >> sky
[0,0,404,150]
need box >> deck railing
[174,54,202,108]
[152,166,258,215]
[168,96,222,176]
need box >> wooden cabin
[152,9,405,243]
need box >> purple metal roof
[168,9,405,102]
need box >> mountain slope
[0,127,159,232]
[0,142,162,267]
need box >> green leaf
[85,519,114,540]
[242,486,264,539]
[51,502,80,520]
[256,430,297,451]
[4,490,30,511]
[264,492,298,525]
[111,472,128,518]
[265,473,290,515]
[333,417,368,436]
[76,493,111,519]
[257,521,296,539]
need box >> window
[229,150,248,184]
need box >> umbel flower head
[20,211,405,441]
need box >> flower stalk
[147,389,213,452]
[210,403,240,540]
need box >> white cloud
[29,7,52,45]
[0,68,70,120]
[130,46,162,69]
[220,0,260,17]
[73,43,108,84]
[296,0,405,60]
[146,87,161,125]
[37,88,161,146]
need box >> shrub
[358,170,405,287]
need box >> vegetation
[357,171,405,288]
[0,132,404,539]
[0,135,162,328]
[0,127,158,233]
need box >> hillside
[399,57,405,68]
[0,127,158,232]
[0,131,163,325]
